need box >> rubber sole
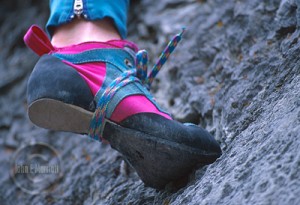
[28,98,92,134]
[29,98,220,189]
[103,121,218,189]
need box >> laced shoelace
[89,28,185,141]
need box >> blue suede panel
[53,48,134,68]
[52,48,169,117]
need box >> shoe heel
[27,55,94,133]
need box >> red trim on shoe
[24,25,55,56]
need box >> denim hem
[46,0,129,39]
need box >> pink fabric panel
[53,40,138,54]
[63,61,106,95]
[57,41,171,122]
[111,95,172,122]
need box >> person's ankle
[51,18,121,47]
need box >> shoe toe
[103,113,222,189]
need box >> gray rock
[0,0,299,204]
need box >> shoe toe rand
[119,113,222,157]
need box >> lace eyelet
[124,59,133,68]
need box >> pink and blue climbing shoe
[24,25,222,189]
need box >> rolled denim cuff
[46,0,129,39]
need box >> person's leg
[24,0,222,189]
[36,0,172,122]
[46,0,128,40]
[48,0,126,46]
[51,18,121,47]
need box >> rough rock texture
[0,0,299,204]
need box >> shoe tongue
[54,40,138,54]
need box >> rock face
[0,0,299,204]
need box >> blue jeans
[46,0,129,39]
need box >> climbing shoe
[24,25,222,189]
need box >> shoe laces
[89,28,185,141]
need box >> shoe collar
[24,25,138,56]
